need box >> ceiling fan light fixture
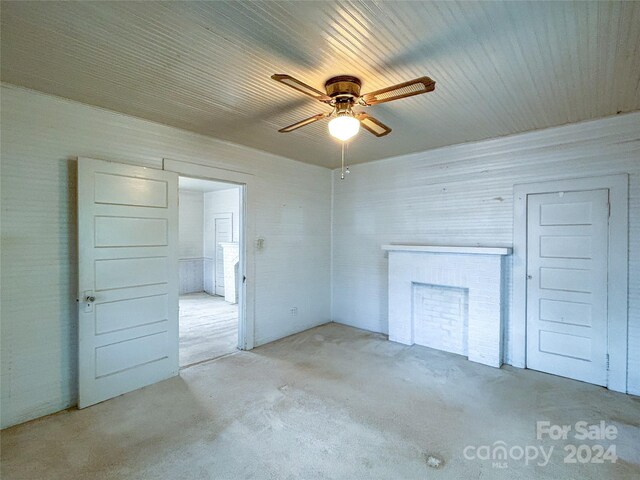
[272,73,434,140]
[328,114,360,141]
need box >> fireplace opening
[413,283,469,357]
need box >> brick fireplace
[382,245,511,368]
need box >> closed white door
[215,217,232,296]
[78,158,179,408]
[526,189,609,385]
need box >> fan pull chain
[340,142,350,180]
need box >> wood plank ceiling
[2,1,639,168]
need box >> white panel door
[526,189,609,385]
[78,158,179,408]
[215,217,232,296]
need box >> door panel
[539,267,591,292]
[95,257,169,290]
[95,216,168,247]
[539,201,593,225]
[94,173,168,207]
[526,189,609,385]
[78,158,178,408]
[538,330,591,360]
[95,331,169,377]
[95,294,169,334]
[539,235,591,259]
[539,299,591,327]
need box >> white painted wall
[0,84,331,428]
[178,190,205,294]
[203,188,240,295]
[204,188,240,245]
[179,190,204,259]
[331,112,640,395]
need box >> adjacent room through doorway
[178,176,242,367]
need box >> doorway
[77,157,252,408]
[178,176,242,367]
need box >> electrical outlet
[290,307,298,316]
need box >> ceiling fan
[271,74,436,141]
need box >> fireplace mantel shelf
[382,244,512,255]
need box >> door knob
[527,275,533,280]
[85,295,95,302]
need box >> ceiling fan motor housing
[325,76,362,101]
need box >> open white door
[78,158,179,408]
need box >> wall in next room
[178,190,205,294]
[204,188,241,295]
[331,111,640,395]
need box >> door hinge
[606,353,610,370]
[607,202,611,218]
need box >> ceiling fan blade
[271,74,331,102]
[278,113,328,133]
[356,113,392,137]
[360,76,435,106]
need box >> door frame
[513,174,628,392]
[164,158,255,350]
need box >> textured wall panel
[178,190,205,293]
[203,258,215,295]
[178,258,204,295]
[332,112,640,395]
[178,190,204,259]
[0,85,331,428]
